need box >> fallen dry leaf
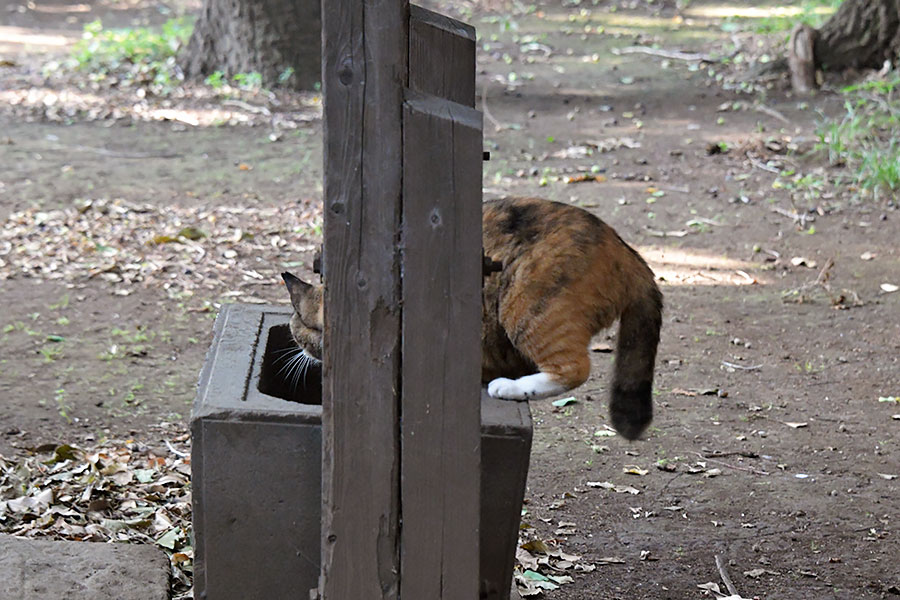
[586,481,641,494]
[565,173,607,184]
[671,388,698,397]
[791,257,817,268]
[743,568,779,578]
[521,539,551,554]
[555,521,577,535]
[623,466,649,476]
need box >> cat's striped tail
[610,285,663,440]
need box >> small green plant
[49,294,70,310]
[816,73,900,201]
[277,66,295,85]
[123,388,139,405]
[55,388,72,422]
[774,169,828,203]
[39,345,64,363]
[112,326,151,343]
[796,360,824,374]
[232,71,263,90]
[67,17,193,93]
[205,70,227,89]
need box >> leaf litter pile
[515,534,595,596]
[0,198,321,304]
[0,424,193,598]
[0,65,323,129]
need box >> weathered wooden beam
[409,5,477,107]
[320,0,407,597]
[403,10,483,597]
[400,90,483,599]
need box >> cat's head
[282,272,324,361]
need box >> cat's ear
[282,272,312,311]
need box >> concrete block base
[192,304,532,600]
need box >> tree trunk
[788,24,818,95]
[180,0,321,90]
[813,0,900,71]
[784,0,900,93]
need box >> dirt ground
[2,0,899,598]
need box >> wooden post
[320,0,406,597]
[321,1,483,598]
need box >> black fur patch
[500,202,540,243]
[571,211,607,248]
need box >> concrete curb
[0,535,169,600]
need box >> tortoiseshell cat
[282,197,662,440]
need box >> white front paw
[488,377,528,400]
[488,372,567,401]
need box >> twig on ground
[222,99,272,116]
[660,471,686,494]
[721,360,763,371]
[814,258,835,288]
[770,205,810,227]
[702,450,760,459]
[165,439,189,458]
[715,555,740,597]
[783,257,841,305]
[693,452,769,476]
[613,46,716,62]
[754,103,790,124]
[734,270,756,284]
[749,156,780,173]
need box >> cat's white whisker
[275,348,304,378]
[272,346,301,356]
[290,351,316,391]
